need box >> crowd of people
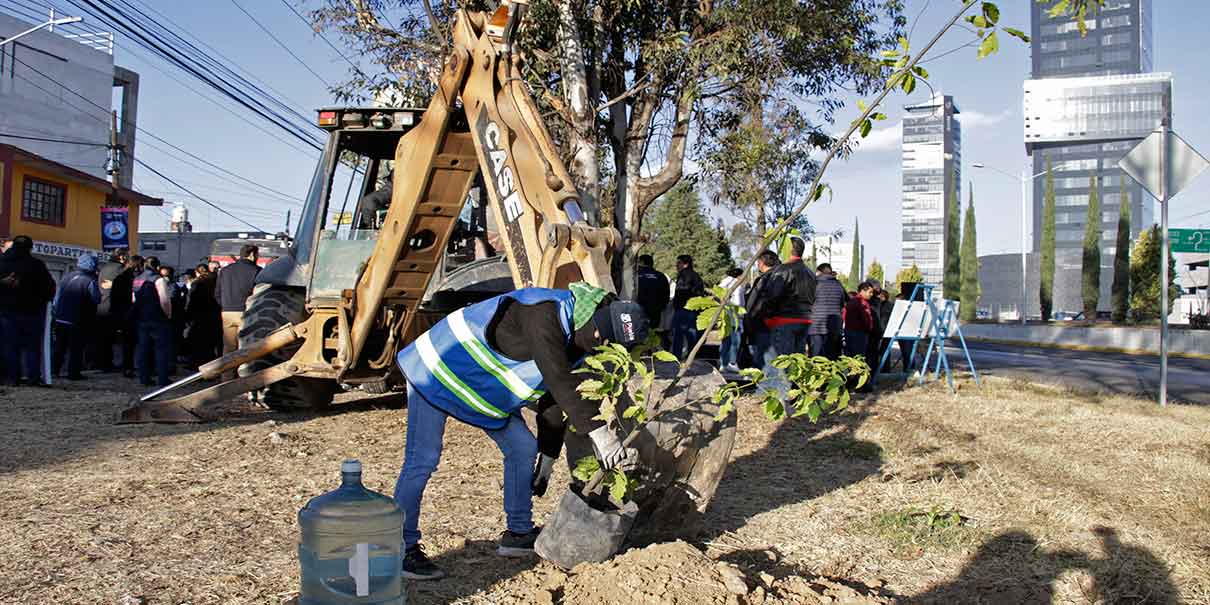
[634,238,906,394]
[0,235,262,388]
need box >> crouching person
[393,282,649,580]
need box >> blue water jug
[298,460,405,605]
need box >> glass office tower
[1026,0,1168,314]
[901,94,961,296]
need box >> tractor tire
[238,284,337,412]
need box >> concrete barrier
[958,323,1210,359]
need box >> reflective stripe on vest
[397,288,575,429]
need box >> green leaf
[898,36,909,54]
[912,65,929,79]
[593,399,615,421]
[684,296,718,312]
[572,455,599,482]
[859,119,872,138]
[1047,0,1070,19]
[879,49,899,58]
[584,356,605,372]
[653,350,678,363]
[966,14,988,28]
[901,73,916,94]
[806,401,822,423]
[981,2,1000,25]
[609,469,630,502]
[762,393,786,421]
[576,379,604,394]
[856,99,868,112]
[977,30,999,59]
[1003,27,1030,43]
[871,112,888,121]
[740,367,764,382]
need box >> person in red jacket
[843,281,877,392]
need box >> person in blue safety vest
[393,281,649,580]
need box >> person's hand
[588,426,633,471]
[531,453,556,496]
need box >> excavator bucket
[116,323,305,424]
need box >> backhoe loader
[118,0,737,551]
[119,0,619,423]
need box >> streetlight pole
[972,162,1050,324]
[0,15,82,48]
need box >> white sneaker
[722,364,741,374]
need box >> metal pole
[1021,167,1029,324]
[1159,127,1169,407]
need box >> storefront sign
[100,206,130,251]
[32,241,102,260]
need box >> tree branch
[636,86,694,198]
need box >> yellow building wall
[7,163,141,251]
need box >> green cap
[569,281,609,330]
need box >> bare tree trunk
[556,0,600,224]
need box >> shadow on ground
[908,526,1178,604]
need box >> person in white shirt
[717,267,746,373]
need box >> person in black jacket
[747,237,816,395]
[808,263,847,360]
[214,245,260,380]
[92,248,128,372]
[186,263,222,367]
[117,255,143,377]
[743,250,780,368]
[634,254,670,329]
[670,254,705,359]
[0,236,56,386]
[52,254,101,380]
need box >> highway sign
[1119,129,1209,202]
[1171,228,1210,253]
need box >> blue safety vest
[397,288,576,429]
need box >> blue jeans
[844,330,870,358]
[670,308,699,359]
[137,321,176,386]
[764,323,810,403]
[394,384,537,549]
[719,324,741,368]
[1,309,45,383]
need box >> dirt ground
[0,372,1207,604]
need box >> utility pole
[0,15,81,48]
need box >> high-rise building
[901,94,961,296]
[1026,0,1168,314]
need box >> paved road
[937,342,1210,405]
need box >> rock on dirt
[552,540,892,605]
[268,432,288,444]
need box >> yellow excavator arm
[117,1,618,423]
[344,0,617,372]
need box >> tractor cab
[282,107,499,309]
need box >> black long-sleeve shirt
[487,298,602,457]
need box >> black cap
[592,300,649,348]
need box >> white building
[901,94,961,298]
[0,12,138,187]
[811,234,864,280]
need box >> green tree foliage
[1081,174,1102,318]
[944,170,961,297]
[1110,180,1132,323]
[1040,159,1057,321]
[1129,225,1180,322]
[892,264,924,299]
[643,183,734,285]
[867,259,885,286]
[960,191,979,320]
[848,219,862,290]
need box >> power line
[277,0,362,73]
[135,157,267,232]
[0,132,107,146]
[5,52,307,204]
[227,0,331,88]
[61,0,324,150]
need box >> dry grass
[0,372,1207,604]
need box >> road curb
[961,336,1210,361]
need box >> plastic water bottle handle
[348,543,370,597]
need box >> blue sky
[116,0,1210,276]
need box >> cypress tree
[1130,225,1180,322]
[943,169,962,298]
[848,219,861,290]
[1040,159,1056,321]
[1081,173,1102,318]
[960,189,979,320]
[1110,180,1131,323]
[808,240,817,269]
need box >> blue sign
[100,207,129,251]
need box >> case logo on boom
[479,115,525,223]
